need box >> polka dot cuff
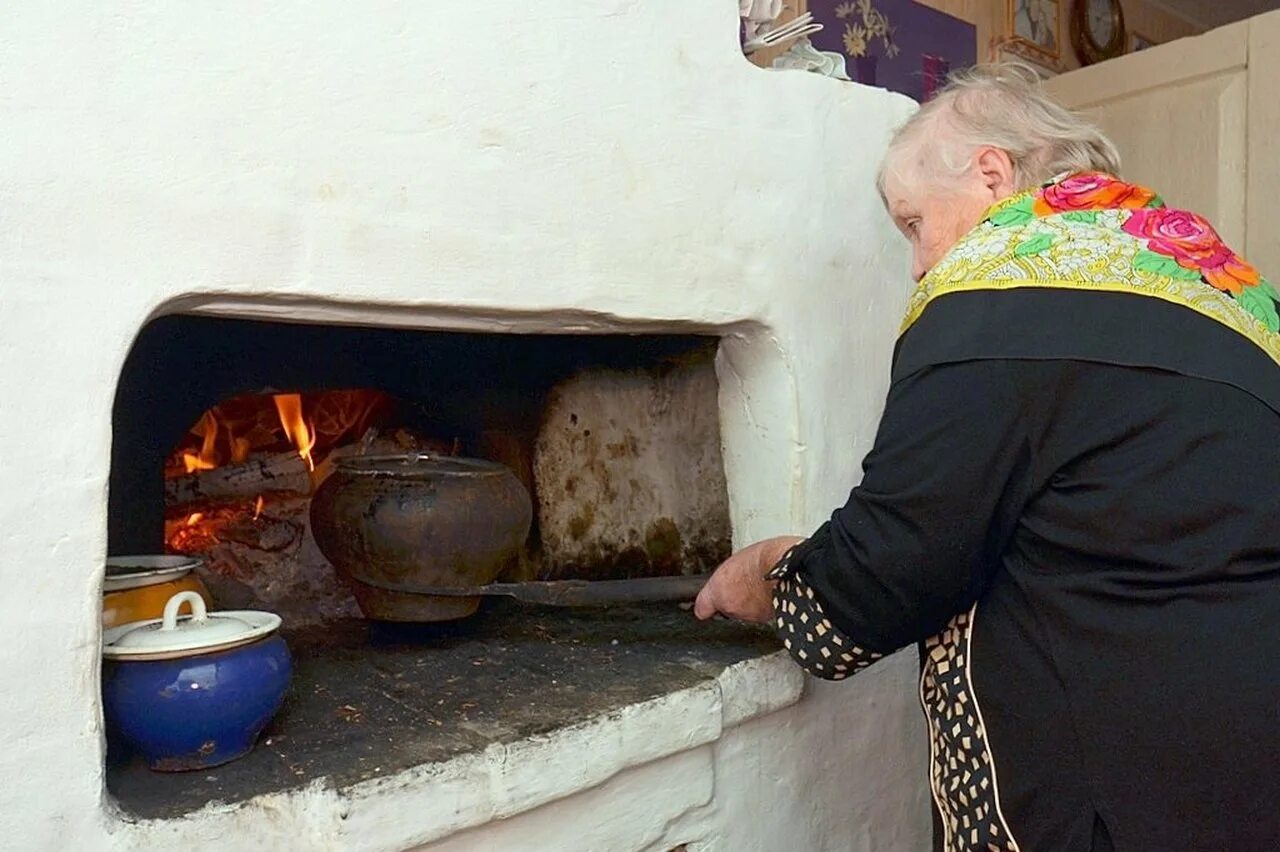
[768,545,883,681]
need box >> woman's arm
[697,358,1040,680]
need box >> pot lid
[103,591,282,661]
[104,555,201,593]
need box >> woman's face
[882,148,1018,282]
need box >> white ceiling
[1142,0,1280,29]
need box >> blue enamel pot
[102,591,291,771]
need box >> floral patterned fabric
[904,172,1280,356]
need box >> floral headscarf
[903,173,1280,358]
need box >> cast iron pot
[309,453,533,622]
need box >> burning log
[165,496,355,625]
[218,511,302,553]
[165,451,311,507]
[167,502,303,556]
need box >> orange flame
[273,394,317,471]
[182,412,220,473]
[185,512,204,526]
[252,496,264,520]
[227,421,252,465]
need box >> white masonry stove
[0,2,931,848]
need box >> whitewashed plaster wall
[0,1,925,849]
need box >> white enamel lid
[102,591,282,661]
[104,555,201,592]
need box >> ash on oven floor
[105,600,780,819]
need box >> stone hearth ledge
[106,650,804,849]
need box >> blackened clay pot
[309,454,532,622]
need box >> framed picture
[1130,32,1156,51]
[1006,0,1061,64]
[993,39,1059,77]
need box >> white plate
[104,555,202,593]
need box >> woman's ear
[974,147,1017,201]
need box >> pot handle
[160,591,208,632]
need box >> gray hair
[877,62,1122,198]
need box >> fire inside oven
[104,314,773,817]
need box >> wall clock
[1070,0,1126,65]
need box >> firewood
[165,451,310,507]
[168,495,362,626]
[218,513,303,553]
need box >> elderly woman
[695,64,1280,850]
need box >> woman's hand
[693,535,804,623]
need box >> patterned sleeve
[773,360,1038,658]
[767,543,884,680]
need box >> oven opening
[104,313,777,817]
